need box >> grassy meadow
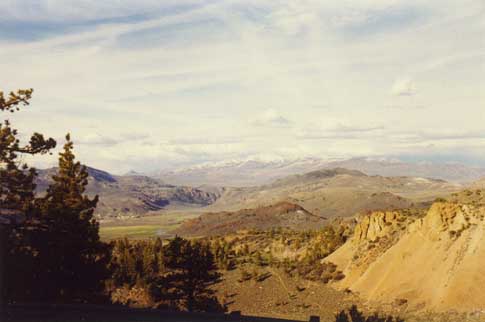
[99,211,201,240]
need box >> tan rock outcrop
[325,202,485,312]
[354,210,408,242]
[325,210,416,288]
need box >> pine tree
[0,89,56,214]
[142,243,157,276]
[151,236,223,312]
[36,134,110,301]
[154,238,165,273]
[1,89,56,305]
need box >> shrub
[238,269,252,283]
[335,305,404,322]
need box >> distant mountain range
[173,167,468,237]
[36,167,222,220]
[157,157,485,187]
[35,158,482,222]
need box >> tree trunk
[187,293,194,312]
[0,225,6,314]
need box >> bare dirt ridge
[325,200,485,312]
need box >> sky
[1,0,484,174]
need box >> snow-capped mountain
[157,157,485,187]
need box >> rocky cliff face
[353,210,410,242]
[410,202,485,241]
[325,209,420,288]
[166,186,220,205]
[325,201,485,312]
[36,168,221,219]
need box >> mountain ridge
[207,167,460,219]
[35,166,221,220]
[157,157,485,187]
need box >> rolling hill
[174,201,327,236]
[206,168,461,219]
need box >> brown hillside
[173,202,326,236]
[209,168,459,219]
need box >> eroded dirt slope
[326,201,485,312]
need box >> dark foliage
[108,237,224,313]
[0,89,55,213]
[150,237,223,312]
[210,239,236,271]
[209,226,347,284]
[335,305,404,322]
[108,238,164,289]
[2,90,108,303]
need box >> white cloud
[295,118,385,140]
[74,132,149,146]
[75,133,119,146]
[1,0,485,172]
[251,109,292,128]
[168,137,244,145]
[391,78,416,96]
